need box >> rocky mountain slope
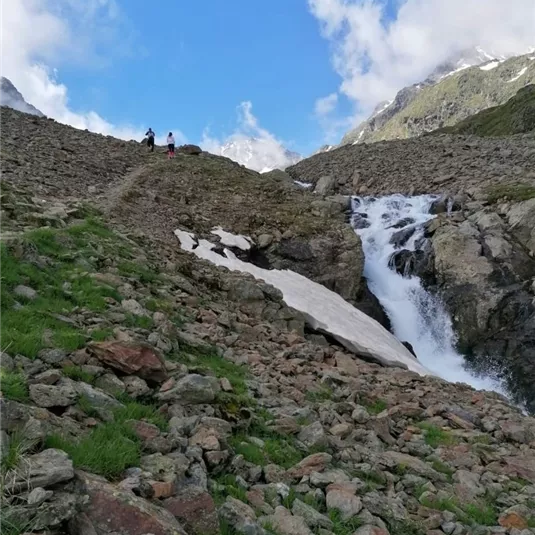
[341,51,535,146]
[0,77,44,117]
[436,84,535,136]
[3,106,535,535]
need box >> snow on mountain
[219,137,302,173]
[339,46,535,147]
[0,77,44,117]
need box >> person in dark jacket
[145,128,155,152]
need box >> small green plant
[0,430,36,475]
[212,474,248,505]
[90,327,114,341]
[125,313,154,330]
[328,509,362,535]
[361,398,388,415]
[62,365,95,384]
[418,423,457,448]
[431,459,455,479]
[0,371,29,402]
[305,386,333,403]
[76,394,100,418]
[463,502,497,526]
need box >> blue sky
[41,1,352,155]
[4,0,535,163]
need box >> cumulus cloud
[1,0,180,142]
[309,0,535,121]
[201,101,301,173]
[315,93,338,117]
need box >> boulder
[4,449,74,493]
[89,342,168,383]
[314,175,336,196]
[75,471,187,535]
[156,374,219,404]
[219,496,264,535]
[164,483,219,535]
[29,382,77,408]
[178,144,202,155]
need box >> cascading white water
[352,194,503,392]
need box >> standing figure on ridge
[145,128,155,152]
[167,132,175,159]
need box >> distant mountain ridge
[219,137,302,173]
[340,47,535,146]
[0,77,44,117]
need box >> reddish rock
[246,488,266,509]
[128,420,161,441]
[164,485,219,535]
[504,455,535,482]
[89,342,168,383]
[499,511,528,530]
[77,471,186,535]
[151,481,175,499]
[286,452,332,479]
[160,378,176,392]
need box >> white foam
[352,194,504,393]
[211,227,252,251]
[174,229,429,374]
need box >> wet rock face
[423,210,535,408]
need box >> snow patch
[507,66,528,82]
[211,227,252,251]
[480,61,500,71]
[294,181,314,189]
[174,229,429,375]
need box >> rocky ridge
[2,107,535,535]
[340,52,535,146]
[0,77,44,117]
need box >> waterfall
[352,194,504,392]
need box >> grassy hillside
[435,84,535,136]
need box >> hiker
[145,128,155,152]
[167,132,175,159]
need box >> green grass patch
[0,431,36,475]
[0,219,131,358]
[328,509,362,535]
[90,327,114,341]
[360,398,388,415]
[117,261,160,284]
[125,313,154,330]
[431,459,455,479]
[305,385,333,403]
[45,422,140,479]
[230,430,304,469]
[421,494,497,526]
[212,474,248,505]
[418,423,458,448]
[45,397,167,478]
[0,371,29,402]
[486,183,535,204]
[62,365,95,384]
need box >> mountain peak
[219,137,302,173]
[0,77,44,117]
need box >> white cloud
[309,0,535,120]
[200,101,301,173]
[314,92,338,117]
[0,0,182,142]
